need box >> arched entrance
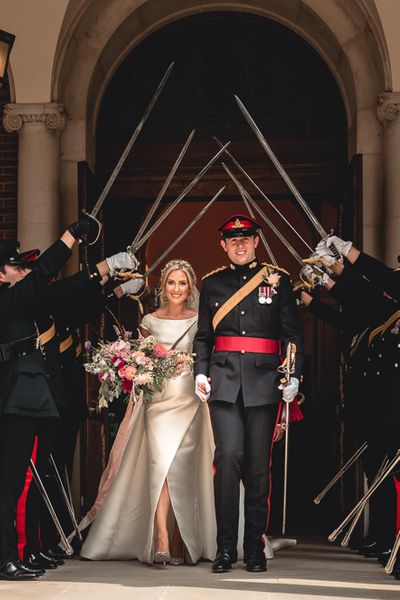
[53,0,388,534]
[88,11,348,535]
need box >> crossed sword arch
[36,62,385,557]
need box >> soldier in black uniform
[0,219,142,580]
[0,227,82,580]
[301,261,398,557]
[193,214,303,573]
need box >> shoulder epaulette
[380,309,400,337]
[202,265,227,280]
[262,263,290,276]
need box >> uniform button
[378,353,382,358]
[241,349,245,354]
[367,357,370,362]
[395,363,399,368]
[377,371,380,375]
[242,330,246,335]
[46,374,50,378]
[240,310,245,315]
[398,343,400,348]
[215,302,219,307]
[242,275,247,280]
[363,372,366,376]
[21,352,26,356]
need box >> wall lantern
[0,29,15,86]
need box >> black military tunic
[0,240,72,567]
[194,260,304,405]
[353,251,400,301]
[22,270,107,555]
[194,259,303,559]
[307,264,398,549]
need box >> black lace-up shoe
[245,550,267,572]
[0,560,41,580]
[211,550,232,573]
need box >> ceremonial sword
[117,187,226,294]
[237,186,277,265]
[128,129,195,254]
[29,459,74,555]
[222,165,334,289]
[328,449,400,542]
[49,454,83,543]
[83,61,175,244]
[144,186,226,276]
[234,96,342,261]
[278,342,297,536]
[214,137,313,253]
[313,441,368,505]
[131,142,231,252]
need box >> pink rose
[132,351,146,365]
[123,365,137,381]
[153,343,169,359]
[118,367,126,378]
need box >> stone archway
[54,0,389,264]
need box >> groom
[194,214,303,573]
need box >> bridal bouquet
[84,331,194,408]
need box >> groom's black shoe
[245,550,267,572]
[212,550,232,573]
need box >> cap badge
[234,218,244,228]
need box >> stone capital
[377,92,400,123]
[3,102,66,133]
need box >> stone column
[377,92,400,267]
[3,102,65,251]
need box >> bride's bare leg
[155,480,170,553]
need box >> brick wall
[0,84,18,244]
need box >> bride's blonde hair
[159,259,198,311]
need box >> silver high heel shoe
[154,550,170,566]
[170,556,184,566]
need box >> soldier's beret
[0,241,40,267]
[218,214,262,238]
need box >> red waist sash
[214,336,280,354]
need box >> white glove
[278,377,299,404]
[315,235,352,258]
[195,374,211,402]
[120,278,145,296]
[106,252,139,277]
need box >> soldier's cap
[0,241,40,268]
[218,214,262,238]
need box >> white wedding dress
[81,314,217,564]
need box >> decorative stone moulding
[377,92,400,123]
[3,102,66,132]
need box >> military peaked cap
[218,214,262,238]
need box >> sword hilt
[326,230,343,262]
[80,209,102,246]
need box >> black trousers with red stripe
[0,415,53,566]
[209,391,278,559]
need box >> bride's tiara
[160,259,196,281]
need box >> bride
[81,259,216,565]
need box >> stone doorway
[85,11,354,536]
